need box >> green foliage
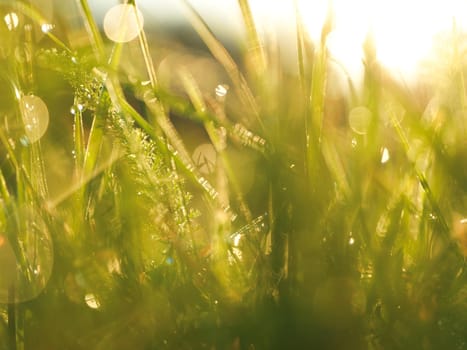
[0,1,466,349]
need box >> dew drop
[19,135,30,147]
[360,265,373,280]
[215,84,229,99]
[20,95,49,143]
[40,23,54,33]
[349,106,371,135]
[381,147,390,164]
[4,12,19,31]
[84,293,100,309]
[107,257,121,274]
[103,4,144,43]
[232,233,242,247]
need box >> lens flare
[296,0,467,80]
[103,4,144,43]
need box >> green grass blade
[179,0,261,125]
[237,0,266,77]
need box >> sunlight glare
[295,0,467,81]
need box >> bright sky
[92,0,467,82]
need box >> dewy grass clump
[0,0,466,349]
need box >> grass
[0,0,466,349]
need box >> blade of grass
[0,169,11,205]
[96,68,236,220]
[178,68,252,222]
[306,7,333,179]
[321,137,351,198]
[28,142,49,198]
[133,1,158,89]
[46,150,122,210]
[179,0,261,126]
[237,0,266,77]
[294,0,306,95]
[77,0,105,60]
[15,2,73,54]
[153,86,268,154]
[390,112,450,239]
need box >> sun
[295,0,467,81]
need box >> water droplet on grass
[215,84,229,99]
[360,264,374,280]
[20,95,49,143]
[40,23,54,33]
[381,147,390,163]
[19,135,30,147]
[232,233,242,247]
[4,12,19,31]
[84,293,100,309]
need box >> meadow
[0,1,466,349]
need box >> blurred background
[85,0,467,81]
